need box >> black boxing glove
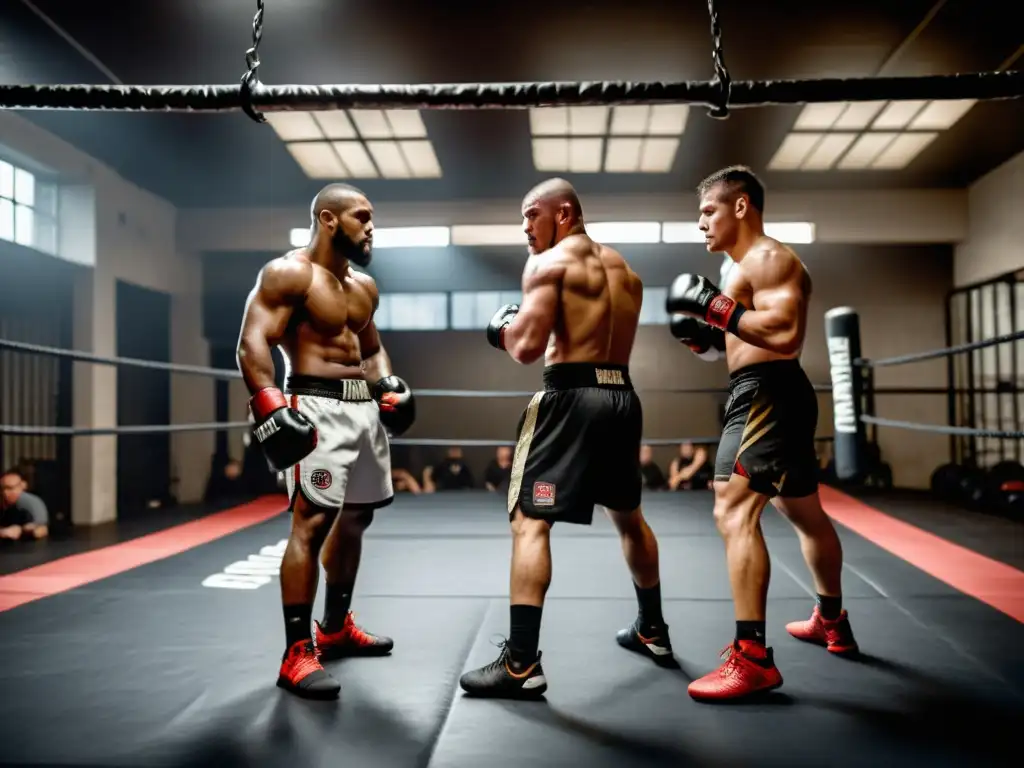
[670,315,726,362]
[249,387,318,472]
[666,273,746,333]
[486,304,519,350]
[372,375,416,437]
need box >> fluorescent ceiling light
[800,132,857,170]
[349,110,394,139]
[833,101,887,130]
[399,140,443,178]
[289,228,309,248]
[366,141,412,178]
[313,112,357,140]
[333,141,378,177]
[266,112,322,141]
[385,110,428,138]
[648,104,689,135]
[768,133,823,170]
[869,132,938,169]
[569,106,609,135]
[909,99,976,130]
[532,138,568,171]
[605,138,644,172]
[765,222,815,244]
[286,142,348,178]
[587,221,661,243]
[569,138,603,172]
[837,132,898,169]
[531,138,604,172]
[639,138,679,172]
[871,100,928,130]
[610,106,650,135]
[373,226,451,249]
[529,107,568,136]
[794,103,847,131]
[451,225,524,246]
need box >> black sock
[736,620,766,644]
[816,593,843,621]
[634,581,665,629]
[322,583,353,633]
[284,603,313,647]
[509,604,543,663]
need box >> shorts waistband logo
[595,368,626,386]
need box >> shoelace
[289,642,324,678]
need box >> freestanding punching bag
[824,307,866,482]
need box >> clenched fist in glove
[372,375,416,437]
[249,387,318,472]
[666,274,746,334]
[670,315,726,362]
[486,304,519,350]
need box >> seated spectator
[392,467,422,494]
[668,442,711,490]
[483,446,513,492]
[0,468,49,541]
[639,444,667,489]
[423,446,475,492]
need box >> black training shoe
[616,616,675,666]
[459,640,548,699]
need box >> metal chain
[240,0,266,123]
[706,0,732,118]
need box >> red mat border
[819,486,1024,623]
[0,495,286,613]
[1,489,1021,623]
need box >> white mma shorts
[283,376,394,510]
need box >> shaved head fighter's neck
[307,182,375,271]
[521,177,586,255]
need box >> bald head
[521,178,585,255]
[523,178,582,218]
[308,183,374,267]
[311,183,366,223]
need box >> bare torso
[721,237,812,371]
[276,251,377,380]
[543,234,643,366]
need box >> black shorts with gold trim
[508,363,643,525]
[714,359,819,498]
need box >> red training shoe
[314,611,394,660]
[785,606,859,656]
[277,639,341,700]
[687,640,784,702]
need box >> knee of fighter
[341,507,375,530]
[713,501,751,536]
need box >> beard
[333,229,371,267]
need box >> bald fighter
[237,183,415,699]
[667,166,857,702]
[459,179,670,699]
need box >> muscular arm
[504,255,565,365]
[357,280,394,381]
[235,258,312,393]
[734,249,807,356]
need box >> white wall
[0,111,213,523]
[178,189,968,253]
[954,150,1024,287]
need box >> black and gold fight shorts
[714,359,820,498]
[507,363,643,525]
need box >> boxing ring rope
[0,0,1021,118]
